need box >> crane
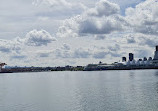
[0,63,7,72]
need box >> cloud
[25,29,56,46]
[33,0,86,18]
[0,39,22,53]
[107,44,122,58]
[87,0,120,17]
[126,35,136,43]
[56,0,158,39]
[108,44,120,51]
[53,45,122,60]
[55,49,72,58]
[73,48,91,58]
[38,52,50,57]
[10,55,27,60]
[109,51,122,57]
[125,0,158,35]
[120,33,158,48]
[139,36,158,47]
[55,48,92,59]
[93,51,108,59]
[62,43,71,50]
[95,35,106,40]
[33,0,72,8]
[79,15,126,34]
[134,48,152,58]
[56,15,80,38]
[1,0,157,67]
[56,0,128,38]
[0,46,11,53]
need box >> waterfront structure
[144,57,147,61]
[129,53,134,61]
[153,45,158,64]
[84,45,158,71]
[0,63,7,72]
[148,57,152,61]
[122,57,126,62]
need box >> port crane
[0,63,7,72]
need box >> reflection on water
[154,71,158,94]
[0,70,158,111]
[155,82,158,93]
[154,71,158,76]
[129,71,135,78]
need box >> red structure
[0,63,7,72]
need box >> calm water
[0,70,158,111]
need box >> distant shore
[2,65,158,73]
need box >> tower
[153,46,158,60]
[129,53,134,61]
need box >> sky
[0,0,158,67]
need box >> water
[0,70,158,111]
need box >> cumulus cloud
[0,39,22,54]
[56,0,128,38]
[87,0,120,17]
[25,29,56,46]
[56,0,158,39]
[79,15,126,34]
[125,0,158,35]
[56,15,81,38]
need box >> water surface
[0,70,158,111]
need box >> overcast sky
[0,0,158,67]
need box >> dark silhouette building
[143,57,147,61]
[148,57,152,61]
[122,57,126,62]
[139,59,142,61]
[156,46,158,51]
[129,53,134,61]
[154,45,158,60]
